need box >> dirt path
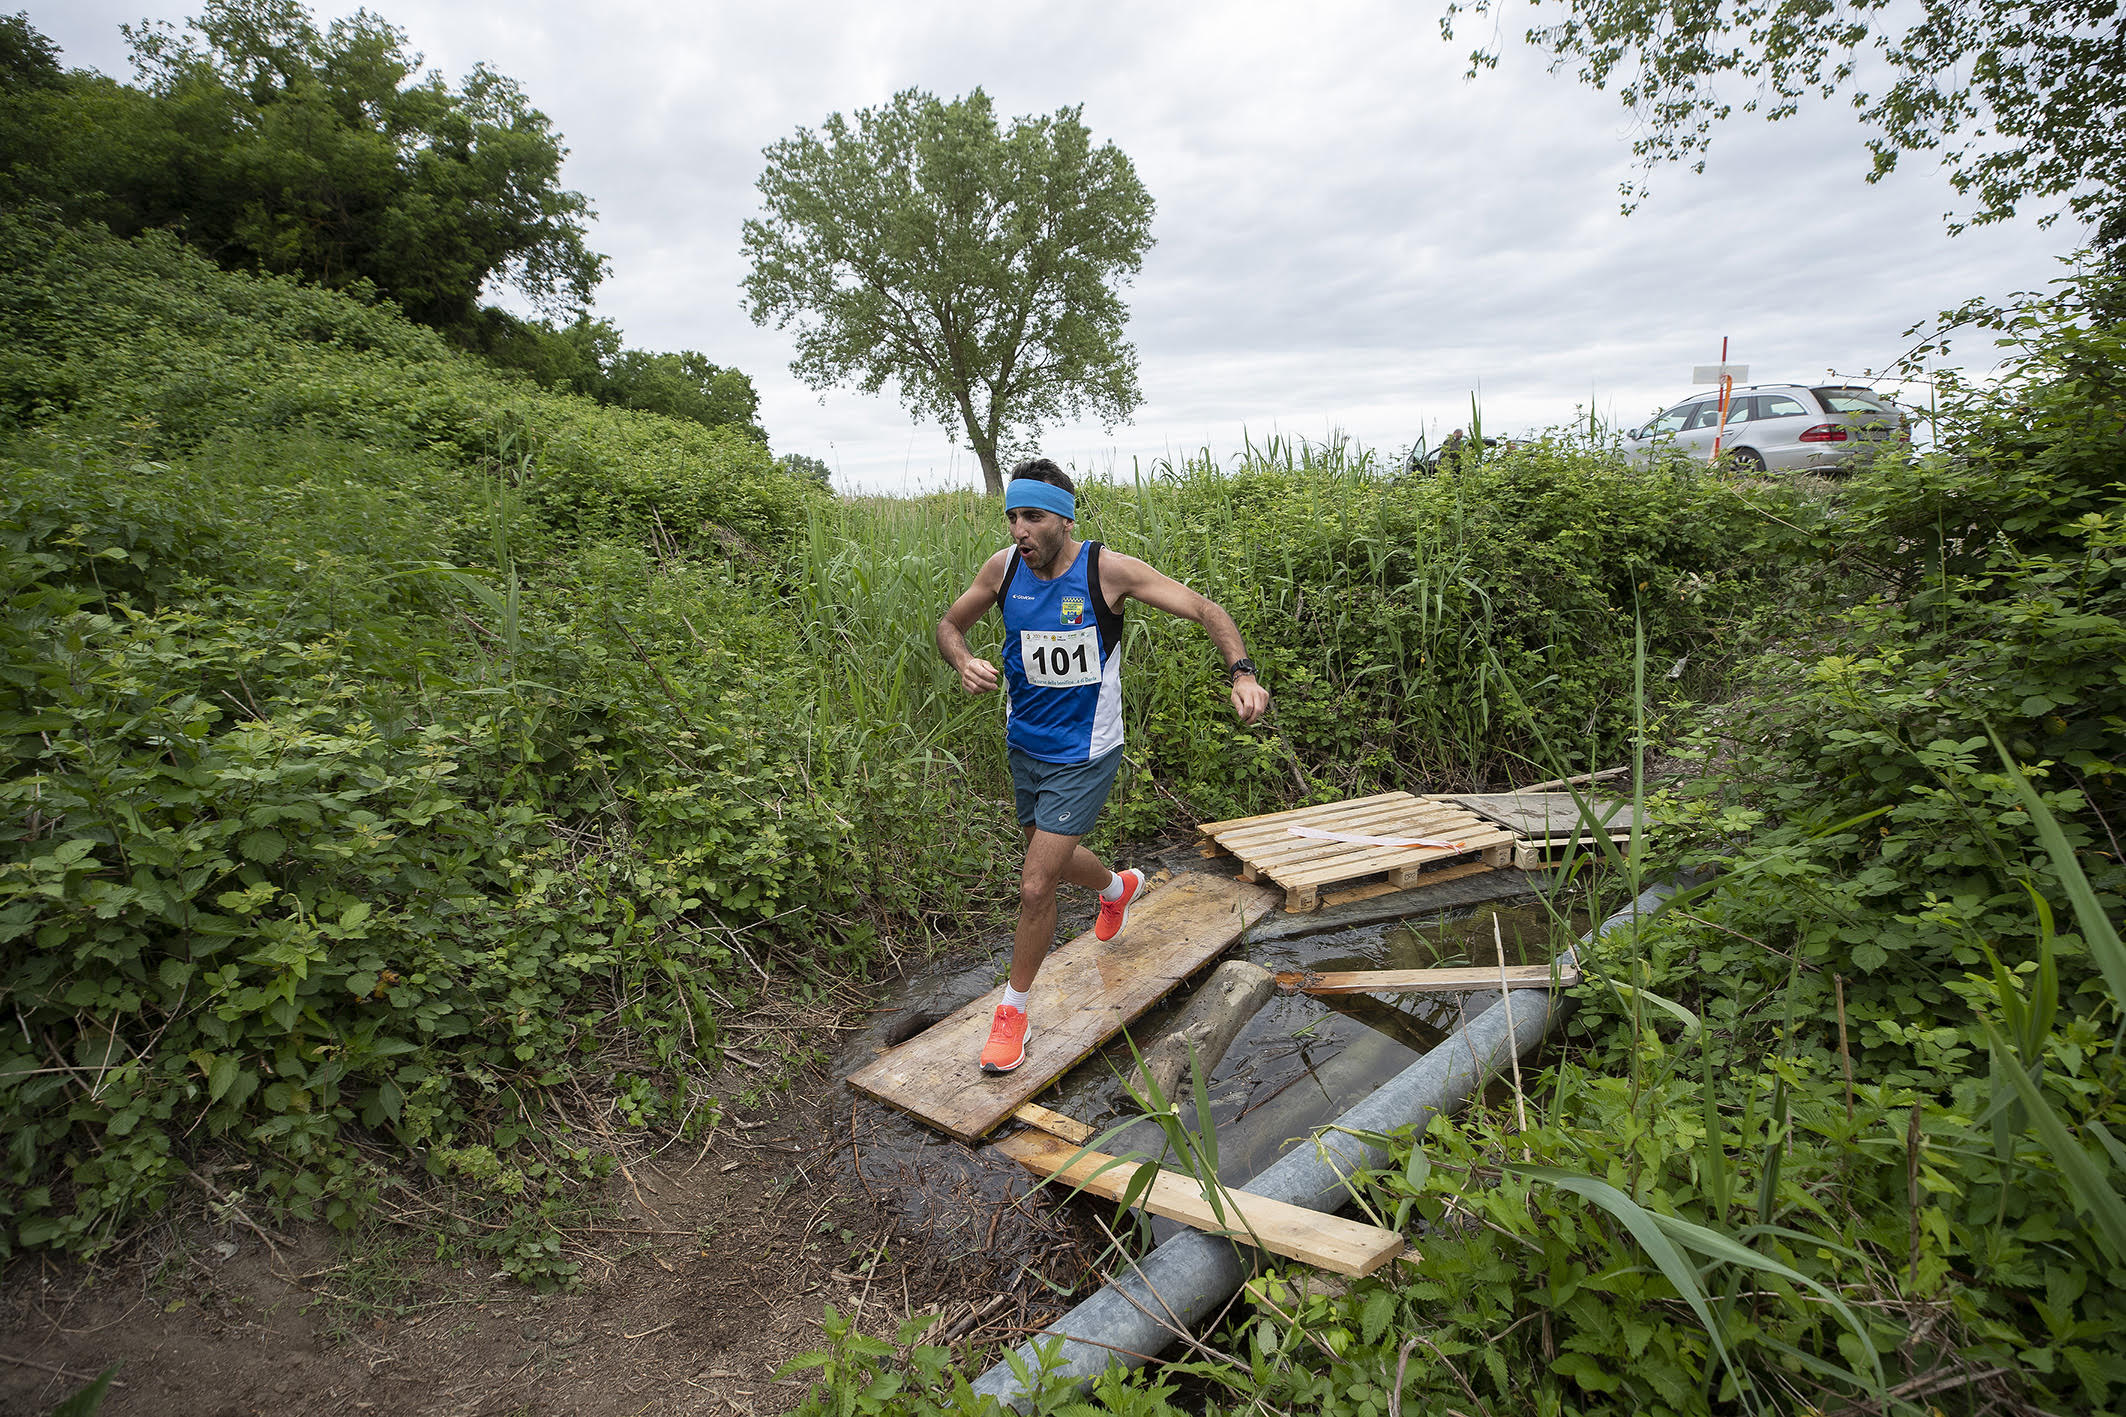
[0,1005,1093,1416]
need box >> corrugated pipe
[970,877,1683,1409]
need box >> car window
[1683,402,1724,431]
[1725,399,1753,424]
[1643,406,1694,436]
[1813,387,1892,414]
[1758,394,1810,419]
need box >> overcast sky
[40,1,2078,493]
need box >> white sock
[1099,871,1127,901]
[1001,984,1029,1013]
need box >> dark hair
[1008,457,1074,496]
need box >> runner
[936,457,1271,1074]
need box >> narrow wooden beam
[1011,1101,1095,1145]
[1273,963,1580,996]
[991,1129,1405,1278]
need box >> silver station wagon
[1623,383,1909,473]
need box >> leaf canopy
[26,0,605,328]
[742,87,1154,493]
[1446,0,2126,238]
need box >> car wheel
[1724,446,1766,473]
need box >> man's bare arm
[1099,552,1270,724]
[937,550,1011,694]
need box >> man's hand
[959,656,1001,694]
[1231,675,1269,725]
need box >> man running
[937,458,1270,1074]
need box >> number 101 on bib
[1019,628,1101,687]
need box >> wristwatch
[1226,657,1258,681]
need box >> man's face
[1006,506,1073,573]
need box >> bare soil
[0,986,1096,1417]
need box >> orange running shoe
[1094,869,1145,942]
[980,1004,1029,1073]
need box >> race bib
[1019,628,1101,688]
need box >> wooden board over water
[1198,792,1516,913]
[1275,963,1582,995]
[845,873,1279,1143]
[992,1127,1407,1278]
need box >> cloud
[37,0,2073,491]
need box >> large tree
[741,88,1154,495]
[55,0,603,328]
[1444,0,2126,240]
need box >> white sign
[1693,363,1749,384]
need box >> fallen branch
[1136,960,1275,1101]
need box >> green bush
[0,427,869,1259]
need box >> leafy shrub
[0,428,877,1259]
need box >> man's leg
[1009,828,1111,991]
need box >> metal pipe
[971,878,1680,1408]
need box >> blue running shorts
[1009,745,1126,836]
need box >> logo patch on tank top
[1060,597,1085,626]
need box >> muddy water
[834,872,1582,1263]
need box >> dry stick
[1399,1332,1490,1416]
[1086,1213,1256,1376]
[0,1353,128,1388]
[1390,1336,1420,1417]
[1666,910,1821,972]
[186,1171,286,1263]
[1494,918,1531,1161]
[1519,765,1631,792]
[1906,1103,1925,1290]
[1834,975,1855,1122]
[619,1164,660,1221]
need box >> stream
[831,851,1585,1273]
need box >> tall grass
[781,429,1766,841]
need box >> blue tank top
[999,541,1125,763]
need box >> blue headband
[1004,479,1075,521]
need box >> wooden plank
[1220,812,1493,877]
[1318,859,1493,908]
[1197,791,1407,837]
[846,873,1279,1143]
[1013,1102,1095,1145]
[1241,825,1493,880]
[991,1129,1405,1278]
[1205,796,1455,849]
[1275,827,1518,887]
[1275,963,1580,995]
[1515,832,1640,872]
[1206,798,1480,854]
[1317,879,1404,909]
[1213,802,1485,863]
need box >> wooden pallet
[844,873,1279,1143]
[1197,792,1516,913]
